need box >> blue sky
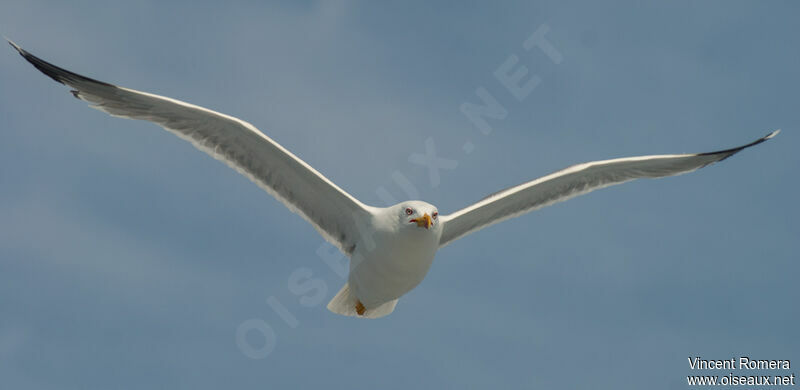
[1,1,798,388]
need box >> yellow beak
[414,213,433,229]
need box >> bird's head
[395,201,439,231]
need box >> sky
[1,1,798,388]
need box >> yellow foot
[355,300,366,316]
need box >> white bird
[9,40,779,318]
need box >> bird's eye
[432,212,438,219]
[405,208,414,215]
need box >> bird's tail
[327,283,398,319]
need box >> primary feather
[438,130,778,247]
[8,39,371,255]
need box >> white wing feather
[10,40,371,254]
[439,130,779,248]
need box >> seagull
[9,40,779,318]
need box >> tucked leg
[355,300,366,316]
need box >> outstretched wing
[10,40,372,254]
[439,130,779,248]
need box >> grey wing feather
[439,130,779,248]
[9,40,371,254]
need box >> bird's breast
[348,227,440,306]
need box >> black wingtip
[7,39,63,85]
[697,129,780,161]
[7,39,114,88]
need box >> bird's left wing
[9,40,372,255]
[439,131,779,248]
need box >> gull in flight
[9,40,779,318]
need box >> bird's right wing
[439,130,779,248]
[10,40,372,254]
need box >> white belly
[348,226,440,307]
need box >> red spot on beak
[411,213,433,229]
